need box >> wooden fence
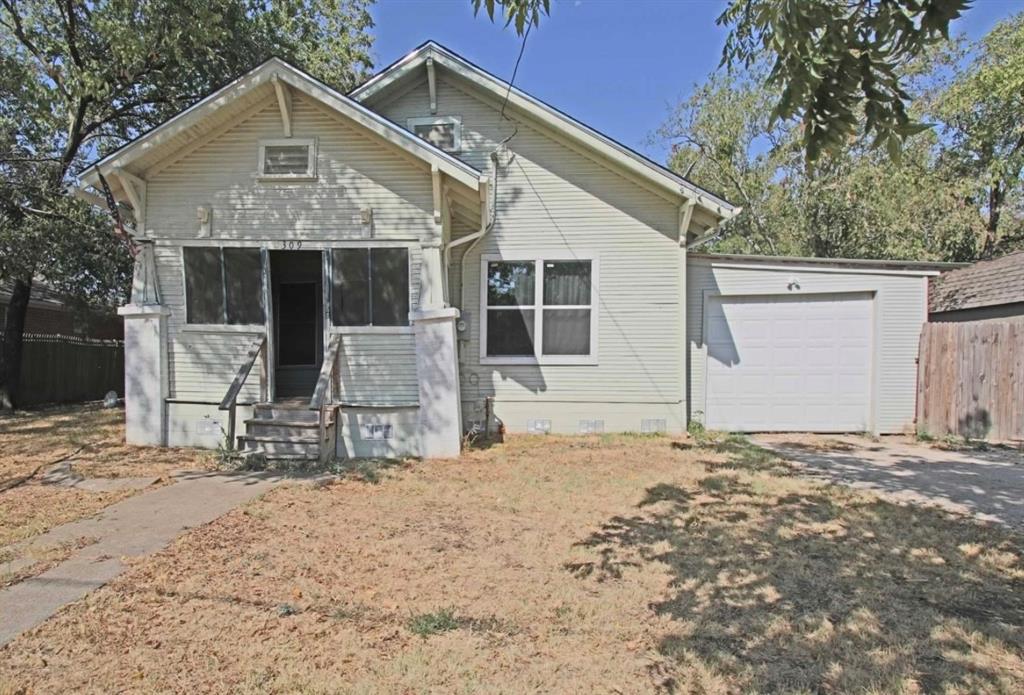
[0,331,124,407]
[917,319,1024,442]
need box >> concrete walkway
[0,470,286,647]
[755,434,1024,528]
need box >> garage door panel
[705,293,872,432]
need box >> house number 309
[281,240,302,250]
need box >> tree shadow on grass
[567,464,1024,693]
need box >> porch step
[236,402,339,463]
[236,435,320,458]
[244,418,332,440]
[253,402,320,423]
[241,447,322,464]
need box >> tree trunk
[982,181,1004,258]
[0,277,33,411]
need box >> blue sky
[370,0,1024,163]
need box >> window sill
[256,175,318,183]
[181,324,265,334]
[480,355,598,366]
[328,326,413,335]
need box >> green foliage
[472,0,550,36]
[662,57,986,261]
[408,607,459,637]
[926,12,1024,255]
[718,0,970,163]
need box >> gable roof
[79,56,484,191]
[350,41,738,222]
[929,250,1024,314]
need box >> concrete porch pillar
[117,304,169,446]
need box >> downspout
[450,147,503,314]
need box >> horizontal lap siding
[375,74,684,418]
[336,334,419,404]
[687,260,928,433]
[147,96,430,403]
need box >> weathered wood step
[237,436,320,457]
[253,403,320,423]
[245,419,332,440]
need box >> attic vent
[408,116,462,153]
[259,138,316,178]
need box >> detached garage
[686,254,946,434]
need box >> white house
[78,42,947,460]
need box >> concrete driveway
[754,434,1024,529]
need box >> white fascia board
[689,254,951,277]
[80,57,482,192]
[351,42,738,219]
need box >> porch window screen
[183,247,264,325]
[330,247,409,327]
[484,258,594,359]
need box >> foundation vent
[526,419,551,434]
[578,419,604,434]
[640,419,667,434]
[361,423,393,441]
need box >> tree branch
[0,0,70,99]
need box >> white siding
[687,258,929,434]
[373,73,687,433]
[147,94,434,406]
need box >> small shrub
[276,603,298,617]
[408,607,459,637]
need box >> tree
[0,0,374,410]
[927,12,1024,256]
[660,63,983,261]
[717,0,970,162]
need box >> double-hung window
[481,255,597,364]
[183,247,264,325]
[330,247,410,328]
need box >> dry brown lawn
[1,429,1022,694]
[0,405,215,561]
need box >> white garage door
[704,293,873,432]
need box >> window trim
[327,245,414,332]
[479,253,599,366]
[257,137,317,180]
[407,116,462,153]
[180,246,265,330]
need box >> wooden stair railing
[310,334,343,462]
[219,334,268,450]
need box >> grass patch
[408,607,459,637]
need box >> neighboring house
[929,250,1024,322]
[77,42,948,459]
[0,280,123,340]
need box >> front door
[270,250,323,399]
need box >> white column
[117,304,169,446]
[411,306,462,458]
[419,239,446,310]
